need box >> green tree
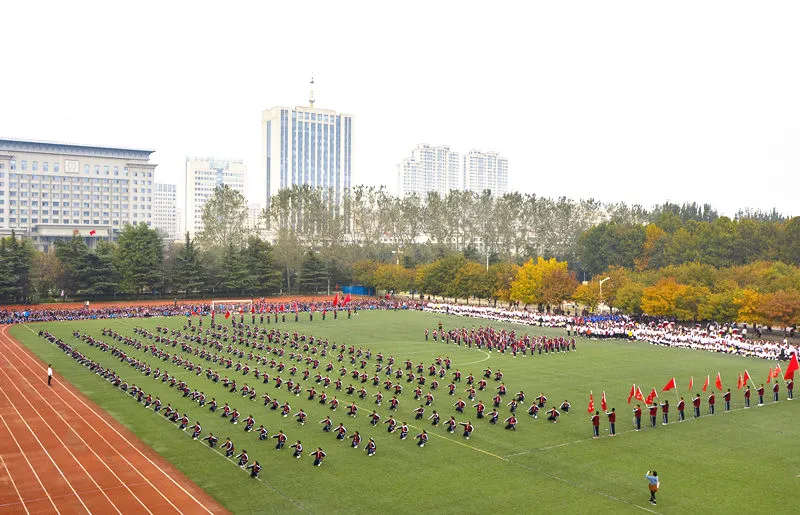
[53,235,91,297]
[197,185,251,250]
[0,231,34,303]
[115,223,164,294]
[240,236,282,295]
[217,244,248,294]
[173,233,205,295]
[298,251,329,294]
[85,241,120,296]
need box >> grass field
[10,310,800,514]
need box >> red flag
[278,304,285,312]
[702,375,710,392]
[344,293,351,304]
[89,229,97,236]
[715,372,723,391]
[292,301,299,314]
[773,364,781,379]
[662,377,676,392]
[743,369,751,386]
[766,368,772,384]
[784,353,798,380]
[635,386,645,402]
[737,374,742,389]
[645,388,658,405]
[333,293,340,307]
[587,392,595,413]
[601,391,607,411]
[251,306,255,314]
[627,384,636,404]
[688,376,694,391]
[224,310,231,319]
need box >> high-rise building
[0,138,155,251]
[396,144,460,198]
[153,182,179,241]
[185,157,246,236]
[261,77,353,211]
[463,150,508,196]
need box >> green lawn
[10,310,800,514]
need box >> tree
[85,241,120,296]
[373,264,416,295]
[217,244,248,294]
[352,259,380,287]
[172,233,205,295]
[53,235,91,297]
[641,278,686,318]
[240,236,282,295]
[0,231,34,303]
[30,248,63,300]
[510,257,574,308]
[758,290,800,328]
[298,251,329,294]
[614,281,645,316]
[197,185,251,250]
[452,261,489,304]
[115,223,164,294]
[572,282,601,312]
[486,262,520,306]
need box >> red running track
[0,325,230,515]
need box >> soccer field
[10,310,800,514]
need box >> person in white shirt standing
[47,364,53,386]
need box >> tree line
[0,183,798,330]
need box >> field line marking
[0,414,67,514]
[0,390,92,514]
[0,377,122,514]
[0,355,144,514]
[0,455,30,515]
[4,325,216,515]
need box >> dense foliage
[1,185,798,329]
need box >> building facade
[463,150,508,196]
[184,157,246,237]
[397,144,460,198]
[261,98,353,211]
[0,138,155,251]
[153,182,179,241]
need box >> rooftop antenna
[309,73,315,108]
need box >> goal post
[211,299,254,316]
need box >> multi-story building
[153,182,179,241]
[184,157,246,236]
[0,138,155,251]
[261,79,353,211]
[463,150,508,196]
[397,144,460,198]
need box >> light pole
[599,277,610,306]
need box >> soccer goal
[211,299,253,317]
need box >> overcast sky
[2,1,797,217]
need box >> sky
[2,1,798,217]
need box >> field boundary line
[0,455,30,515]
[0,416,74,513]
[4,325,218,515]
[0,356,144,514]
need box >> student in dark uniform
[723,389,732,411]
[605,407,616,436]
[744,385,751,408]
[632,404,642,431]
[591,411,600,438]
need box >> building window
[43,162,49,172]
[53,163,60,173]
[21,160,27,171]
[104,165,109,174]
[10,160,15,170]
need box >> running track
[0,325,229,515]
